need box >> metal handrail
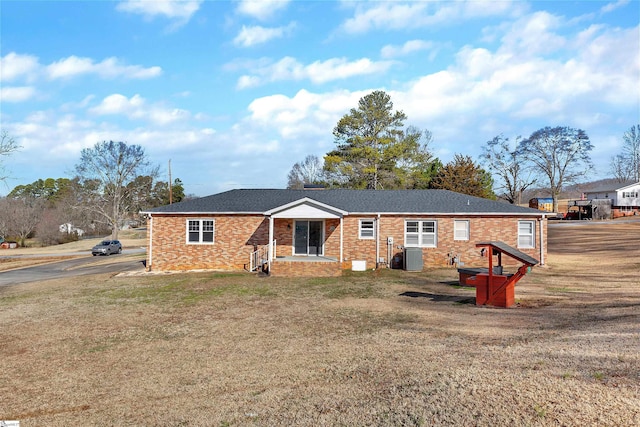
[249,240,276,272]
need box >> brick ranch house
[142,189,548,277]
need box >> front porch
[250,197,348,276]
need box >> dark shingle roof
[145,189,544,216]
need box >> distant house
[580,181,640,219]
[142,189,549,277]
[59,223,85,237]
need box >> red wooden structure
[464,241,539,308]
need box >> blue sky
[1,0,638,197]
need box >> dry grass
[1,222,639,426]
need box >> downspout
[376,214,381,269]
[539,215,545,266]
[340,216,343,264]
[147,214,153,271]
[268,215,274,272]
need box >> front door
[294,220,323,256]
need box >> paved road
[0,252,146,287]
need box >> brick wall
[148,214,547,274]
[342,215,547,270]
[148,214,267,271]
[270,260,342,277]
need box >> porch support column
[268,215,274,271]
[339,216,343,263]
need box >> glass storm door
[294,220,323,256]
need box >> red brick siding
[148,214,547,273]
[149,214,267,271]
[342,216,377,266]
[343,215,547,269]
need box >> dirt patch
[0,222,639,426]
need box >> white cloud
[236,0,290,21]
[0,52,40,82]
[497,11,566,56]
[340,1,525,34]
[233,23,295,47]
[46,56,162,80]
[0,86,36,103]
[395,21,639,128]
[89,94,191,125]
[380,40,438,59]
[601,0,630,13]
[236,56,394,89]
[246,89,367,140]
[116,0,202,28]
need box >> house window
[454,220,470,241]
[623,191,638,198]
[405,220,437,247]
[359,219,375,239]
[187,219,215,244]
[518,220,535,248]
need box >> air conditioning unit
[403,247,423,271]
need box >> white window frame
[186,219,215,244]
[405,220,437,248]
[453,220,470,241]
[517,220,535,249]
[359,219,375,239]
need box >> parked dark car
[91,240,122,256]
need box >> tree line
[288,91,496,199]
[288,90,638,213]
[0,140,184,246]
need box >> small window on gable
[454,220,469,241]
[518,220,535,249]
[187,219,215,244]
[359,219,375,239]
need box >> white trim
[404,219,437,248]
[358,219,375,239]
[264,197,348,217]
[453,219,470,241]
[143,210,545,217]
[268,216,274,271]
[517,220,535,249]
[186,218,215,245]
[539,217,545,265]
[340,217,343,263]
[376,214,381,268]
[148,214,153,268]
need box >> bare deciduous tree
[74,141,158,239]
[0,130,20,184]
[518,126,593,212]
[287,155,326,189]
[5,196,45,246]
[482,135,536,204]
